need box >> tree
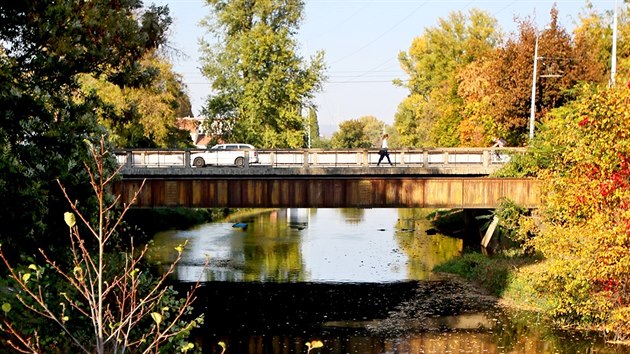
[394,9,500,147]
[78,52,193,148]
[522,84,630,341]
[0,1,172,259]
[330,116,386,149]
[199,0,326,148]
[305,106,320,148]
[331,119,370,149]
[359,115,386,148]
[457,6,605,146]
[0,139,204,353]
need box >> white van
[191,143,259,167]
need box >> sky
[154,0,614,136]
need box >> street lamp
[529,31,540,141]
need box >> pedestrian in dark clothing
[377,134,393,166]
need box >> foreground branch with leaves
[0,139,205,353]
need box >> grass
[433,250,548,310]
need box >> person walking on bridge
[377,134,393,166]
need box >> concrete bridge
[112,147,540,209]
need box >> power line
[328,1,429,64]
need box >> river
[147,208,629,354]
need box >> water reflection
[148,209,630,354]
[148,208,463,283]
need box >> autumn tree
[458,6,605,146]
[394,9,500,147]
[520,84,630,341]
[572,3,610,84]
[200,0,326,148]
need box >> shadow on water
[149,209,630,354]
[179,277,629,354]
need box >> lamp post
[529,31,540,141]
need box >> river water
[148,208,629,354]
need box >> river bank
[434,251,630,347]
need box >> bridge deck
[113,176,539,209]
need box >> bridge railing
[113,147,524,169]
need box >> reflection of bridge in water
[113,147,539,209]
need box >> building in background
[176,116,212,148]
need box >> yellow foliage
[76,52,181,147]
[531,84,630,339]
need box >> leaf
[22,273,31,283]
[64,212,76,228]
[306,339,324,353]
[151,312,162,326]
[28,264,38,271]
[73,266,83,280]
[309,340,323,349]
[180,342,194,352]
[2,303,11,313]
[61,316,69,323]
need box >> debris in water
[232,222,248,230]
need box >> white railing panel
[402,152,424,165]
[114,147,523,169]
[129,152,185,167]
[448,153,483,164]
[427,154,445,164]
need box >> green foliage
[311,135,332,149]
[394,8,500,147]
[493,199,528,233]
[200,0,326,148]
[434,252,507,297]
[393,94,439,147]
[78,52,194,148]
[0,141,204,353]
[305,107,320,148]
[0,1,172,260]
[491,198,532,246]
[331,116,386,149]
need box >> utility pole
[611,0,618,86]
[529,32,540,141]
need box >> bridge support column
[483,151,490,167]
[126,151,133,168]
[184,151,191,168]
[303,151,309,168]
